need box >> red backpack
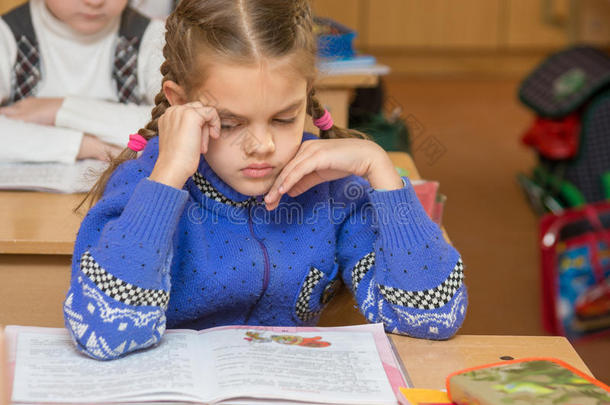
[540,201,610,340]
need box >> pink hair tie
[313,109,334,131]
[127,133,147,152]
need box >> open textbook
[0,160,107,193]
[6,323,410,405]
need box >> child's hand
[77,134,123,161]
[0,97,63,126]
[264,138,403,210]
[149,102,220,189]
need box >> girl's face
[197,57,308,197]
[45,0,128,35]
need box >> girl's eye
[221,123,240,131]
[274,117,296,125]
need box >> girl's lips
[79,13,104,20]
[242,167,273,178]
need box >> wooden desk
[0,328,593,398]
[390,334,593,390]
[0,192,82,326]
[0,192,82,255]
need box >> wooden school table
[0,192,81,326]
[0,326,595,399]
[390,334,593,390]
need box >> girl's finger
[265,146,313,203]
[201,124,209,154]
[186,104,221,138]
[286,172,325,197]
[275,157,318,200]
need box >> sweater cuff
[119,178,189,247]
[55,97,79,128]
[367,176,442,249]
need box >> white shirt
[132,0,174,19]
[0,0,165,163]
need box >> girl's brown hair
[80,0,368,210]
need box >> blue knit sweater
[63,132,468,360]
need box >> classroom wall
[312,0,610,77]
[3,0,609,77]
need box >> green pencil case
[447,358,610,405]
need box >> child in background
[0,0,164,163]
[64,0,468,360]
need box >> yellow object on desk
[400,387,451,404]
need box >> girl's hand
[77,134,123,161]
[149,102,220,189]
[0,97,63,125]
[264,138,404,210]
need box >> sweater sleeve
[55,98,151,147]
[0,18,15,105]
[0,116,82,163]
[332,175,468,340]
[63,162,189,360]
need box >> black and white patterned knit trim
[192,172,255,207]
[295,267,324,321]
[8,35,40,104]
[113,36,141,104]
[80,251,169,308]
[379,258,464,310]
[351,252,376,292]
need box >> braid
[307,89,369,140]
[137,61,173,138]
[293,0,313,33]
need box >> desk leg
[0,255,71,327]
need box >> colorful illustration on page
[244,331,331,348]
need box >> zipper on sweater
[244,196,270,323]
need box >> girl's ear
[163,80,188,106]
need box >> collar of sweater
[141,132,319,211]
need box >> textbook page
[10,329,207,403]
[198,327,398,405]
[0,160,106,193]
[8,324,407,405]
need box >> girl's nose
[243,129,275,156]
[84,0,105,8]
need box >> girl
[0,0,164,163]
[63,0,468,360]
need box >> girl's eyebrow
[216,99,305,120]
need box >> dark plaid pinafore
[1,3,151,106]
